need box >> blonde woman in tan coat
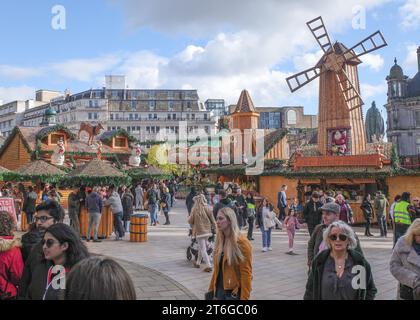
[188,194,216,272]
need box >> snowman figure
[129,144,142,167]
[51,138,65,166]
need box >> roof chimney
[417,46,420,72]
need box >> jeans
[124,220,130,233]
[113,211,124,238]
[279,207,286,221]
[26,212,34,224]
[87,212,101,240]
[247,216,255,239]
[364,218,372,235]
[135,196,143,210]
[377,215,387,237]
[150,203,159,225]
[261,226,272,248]
[394,223,409,247]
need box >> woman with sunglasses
[304,220,377,300]
[41,223,89,300]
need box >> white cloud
[0,65,42,80]
[361,81,387,99]
[404,44,419,71]
[49,55,122,82]
[399,0,420,30]
[293,50,324,71]
[0,86,35,103]
[360,53,384,71]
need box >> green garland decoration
[59,175,132,188]
[3,171,65,184]
[35,124,77,142]
[100,128,137,145]
[126,168,173,180]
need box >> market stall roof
[68,159,125,177]
[17,160,66,176]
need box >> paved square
[80,200,397,300]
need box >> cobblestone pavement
[82,200,397,300]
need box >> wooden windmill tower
[286,17,387,156]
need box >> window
[135,114,139,120]
[94,113,98,120]
[114,137,127,148]
[136,126,140,131]
[127,127,131,132]
[88,113,92,120]
[131,101,137,110]
[149,114,152,120]
[50,133,65,145]
[149,100,156,110]
[89,101,93,108]
[115,113,120,120]
[205,126,209,134]
[416,111,420,127]
[417,137,420,154]
[156,127,160,133]
[168,114,171,120]
[173,113,176,120]
[146,126,150,133]
[168,101,174,110]
[154,114,157,119]
[204,113,208,120]
[129,114,133,120]
[187,114,190,120]
[287,110,297,125]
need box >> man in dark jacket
[23,186,37,226]
[277,185,287,221]
[85,187,103,242]
[67,189,81,235]
[212,190,238,220]
[19,200,62,300]
[235,188,247,229]
[307,202,363,269]
[186,186,198,216]
[303,191,323,236]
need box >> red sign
[0,197,17,225]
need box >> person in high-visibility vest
[393,192,416,246]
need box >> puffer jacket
[208,234,253,300]
[105,192,123,214]
[390,236,420,300]
[188,204,216,237]
[0,236,23,299]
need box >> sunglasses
[329,234,348,241]
[35,216,54,223]
[41,238,58,248]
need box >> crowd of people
[0,178,179,300]
[1,177,420,301]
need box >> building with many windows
[385,47,420,159]
[205,99,226,117]
[18,78,216,144]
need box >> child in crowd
[284,207,305,255]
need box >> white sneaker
[268,247,273,251]
[262,247,268,252]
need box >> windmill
[286,17,387,156]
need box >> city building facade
[385,47,420,161]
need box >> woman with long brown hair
[206,207,253,300]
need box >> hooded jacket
[188,195,216,237]
[374,194,389,218]
[105,191,123,214]
[0,236,23,299]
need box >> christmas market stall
[62,158,131,239]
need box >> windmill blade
[335,68,364,110]
[306,16,334,53]
[286,66,321,93]
[342,31,387,60]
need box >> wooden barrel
[21,212,28,232]
[130,213,148,242]
[79,206,113,239]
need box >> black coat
[360,200,374,220]
[20,229,42,264]
[303,199,323,226]
[121,192,134,220]
[186,191,197,215]
[212,197,238,220]
[19,242,52,300]
[304,249,377,300]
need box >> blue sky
[0,0,419,121]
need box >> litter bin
[130,213,148,242]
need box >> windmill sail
[342,31,387,60]
[286,66,321,92]
[306,16,333,53]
